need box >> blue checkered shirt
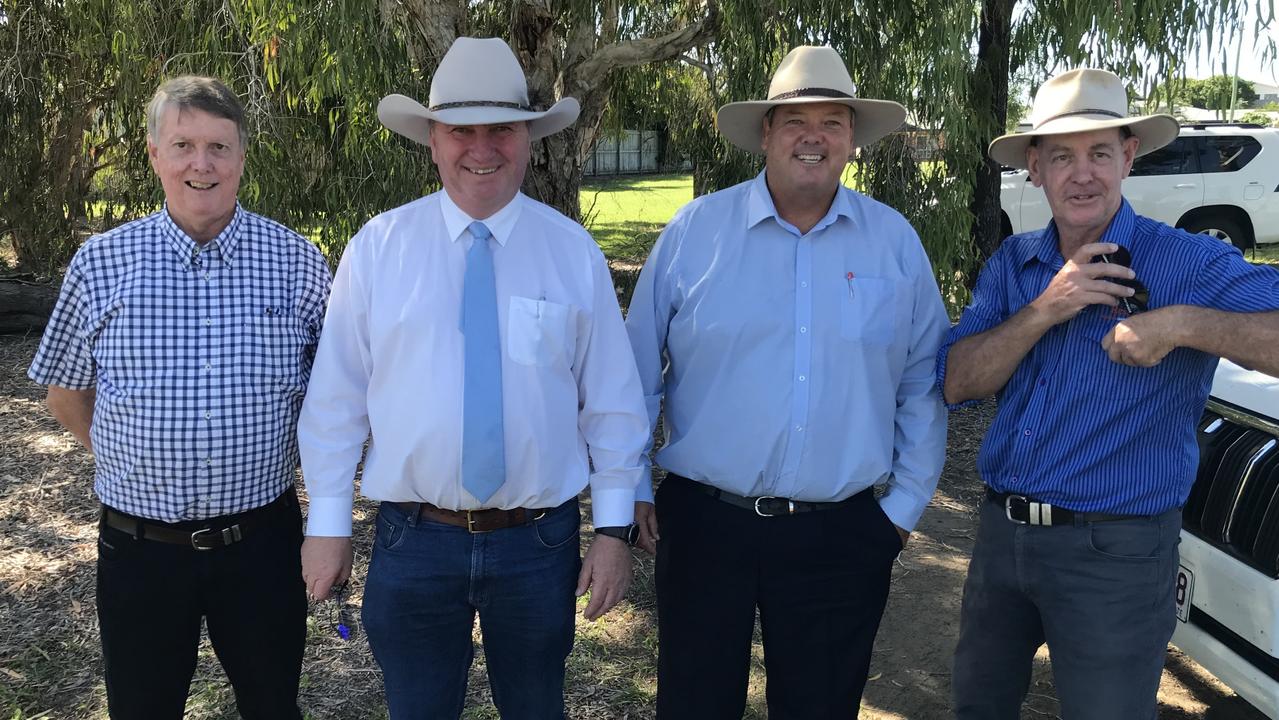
[937,200,1279,515]
[28,205,331,521]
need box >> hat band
[767,87,856,102]
[1035,107,1124,128]
[429,100,536,112]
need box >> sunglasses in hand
[1093,246,1149,316]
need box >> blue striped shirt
[28,206,331,521]
[937,200,1279,514]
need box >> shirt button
[205,457,213,466]
[799,327,808,334]
[801,281,808,288]
[798,375,806,382]
[795,425,804,432]
[204,273,211,281]
[204,363,212,370]
[1024,429,1032,436]
[204,317,212,326]
[1011,475,1019,483]
[204,411,212,420]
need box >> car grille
[1185,399,1279,577]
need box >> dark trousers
[96,491,307,720]
[952,499,1182,720]
[655,475,903,720]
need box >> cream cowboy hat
[715,45,907,154]
[988,68,1178,169]
[377,36,580,143]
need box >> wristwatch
[594,524,640,547]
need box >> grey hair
[146,76,248,148]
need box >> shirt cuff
[304,495,354,536]
[878,487,929,532]
[590,486,637,528]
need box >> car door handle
[1174,183,1196,189]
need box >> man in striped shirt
[27,76,330,719]
[940,68,1279,719]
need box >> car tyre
[1185,216,1253,250]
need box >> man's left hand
[1103,306,1182,367]
[576,534,633,621]
[895,525,911,549]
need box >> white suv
[1001,122,1279,248]
[1174,362,1279,718]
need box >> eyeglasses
[1096,246,1148,316]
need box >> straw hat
[988,68,1178,169]
[378,37,579,143]
[715,46,907,154]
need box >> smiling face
[1026,127,1139,247]
[147,104,245,243]
[427,120,531,219]
[760,102,855,201]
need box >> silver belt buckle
[754,496,796,517]
[1005,495,1052,526]
[190,524,241,550]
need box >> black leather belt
[668,473,871,517]
[986,488,1148,526]
[101,486,297,550]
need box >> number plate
[1175,564,1195,623]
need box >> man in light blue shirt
[625,45,949,719]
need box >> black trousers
[655,475,902,720]
[96,490,307,720]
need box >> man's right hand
[302,536,353,601]
[1030,242,1136,325]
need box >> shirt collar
[440,190,522,247]
[159,203,245,269]
[746,169,855,237]
[1019,198,1136,269]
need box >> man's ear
[1025,146,1043,187]
[1120,134,1140,179]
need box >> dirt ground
[0,331,1270,719]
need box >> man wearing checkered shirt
[27,76,330,719]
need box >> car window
[1130,137,1196,176]
[1199,136,1262,173]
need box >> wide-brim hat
[715,46,907,154]
[989,68,1179,169]
[378,36,580,144]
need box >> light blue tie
[461,221,506,503]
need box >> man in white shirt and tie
[297,36,650,719]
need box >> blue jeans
[362,498,581,720]
[952,498,1182,720]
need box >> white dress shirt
[298,191,649,536]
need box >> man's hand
[895,525,911,550]
[302,536,353,601]
[1103,306,1183,367]
[576,534,633,621]
[634,501,659,555]
[1030,242,1136,325]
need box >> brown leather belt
[392,501,549,533]
[101,486,297,550]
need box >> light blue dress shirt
[626,171,949,530]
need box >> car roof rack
[1180,121,1269,129]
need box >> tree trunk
[967,0,1015,276]
[0,278,59,334]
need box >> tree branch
[571,0,719,91]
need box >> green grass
[580,174,693,263]
[1245,243,1279,265]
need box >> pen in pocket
[846,272,855,300]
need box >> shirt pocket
[248,314,308,393]
[507,296,573,367]
[839,277,898,346]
